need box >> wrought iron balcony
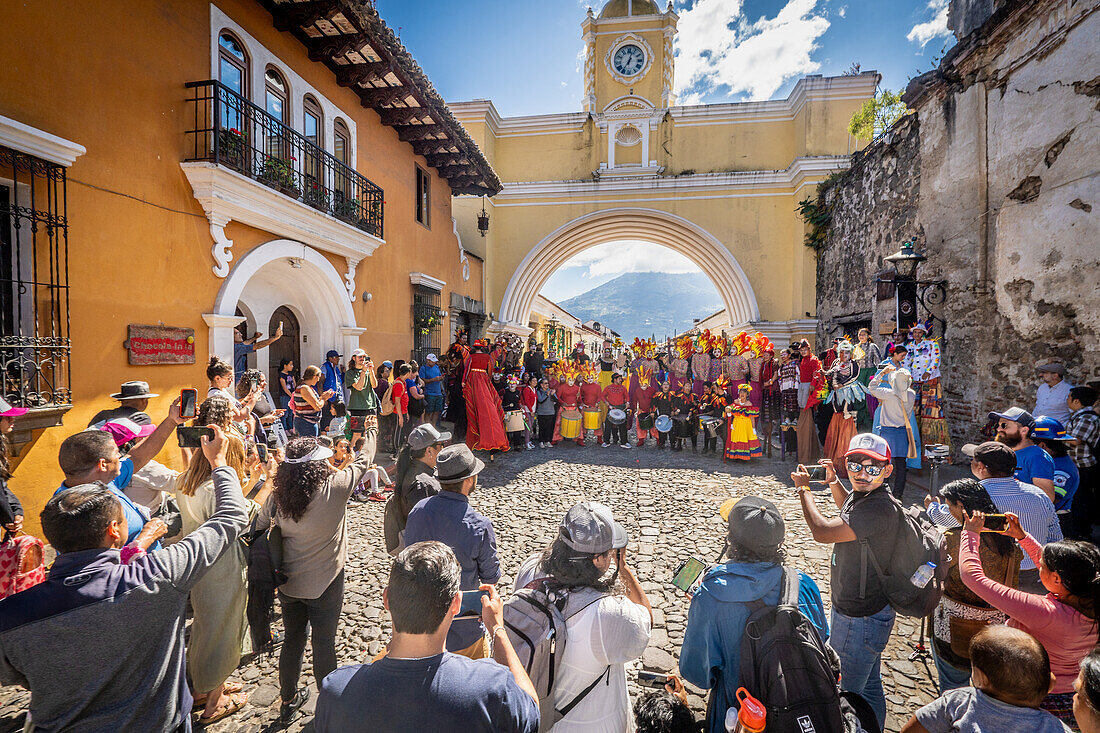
[185,80,384,239]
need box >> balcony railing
[185,80,384,239]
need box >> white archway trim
[497,208,761,333]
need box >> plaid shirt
[1065,407,1099,467]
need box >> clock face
[613,44,645,76]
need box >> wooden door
[268,306,300,395]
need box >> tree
[848,89,908,141]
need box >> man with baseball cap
[926,441,1061,594]
[1034,362,1073,424]
[320,349,345,432]
[990,406,1057,502]
[420,353,446,427]
[512,501,652,731]
[403,444,500,659]
[383,424,449,553]
[791,433,899,727]
[679,496,828,733]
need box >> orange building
[0,0,499,532]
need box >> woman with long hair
[259,435,370,724]
[961,509,1100,728]
[206,356,254,423]
[1074,648,1100,732]
[291,365,334,438]
[927,478,1022,692]
[172,395,265,724]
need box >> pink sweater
[959,529,1098,693]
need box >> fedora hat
[110,381,159,400]
[436,444,485,484]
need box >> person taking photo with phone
[678,495,828,733]
[791,432,899,728]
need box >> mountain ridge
[555,272,723,340]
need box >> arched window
[218,32,249,133]
[333,118,351,197]
[303,96,324,183]
[264,67,289,123]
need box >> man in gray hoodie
[0,425,248,732]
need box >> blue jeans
[931,641,972,692]
[280,395,294,432]
[829,605,895,728]
[294,417,319,437]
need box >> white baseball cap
[845,433,892,462]
[426,353,439,362]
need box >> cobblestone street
[0,444,939,733]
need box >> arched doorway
[496,208,761,334]
[267,306,300,389]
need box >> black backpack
[858,493,948,618]
[737,567,847,733]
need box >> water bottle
[725,688,766,732]
[910,561,937,589]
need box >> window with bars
[0,146,71,410]
[415,165,430,228]
[412,286,442,365]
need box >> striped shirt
[927,476,1062,571]
[1065,407,1099,468]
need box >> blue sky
[375,0,954,302]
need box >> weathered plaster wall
[817,0,1099,453]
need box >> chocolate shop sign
[125,325,196,365]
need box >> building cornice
[0,114,86,167]
[409,272,446,291]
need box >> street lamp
[876,237,945,336]
[884,238,926,280]
[477,198,490,237]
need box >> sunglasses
[846,460,887,477]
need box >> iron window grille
[412,286,442,366]
[184,79,384,239]
[0,146,72,410]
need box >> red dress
[463,352,509,451]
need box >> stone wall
[815,0,1100,453]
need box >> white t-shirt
[514,554,652,733]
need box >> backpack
[244,518,287,657]
[859,493,948,618]
[737,567,847,733]
[379,382,394,416]
[0,530,46,600]
[503,580,609,732]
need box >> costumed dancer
[822,341,864,478]
[597,342,615,426]
[778,347,800,425]
[722,333,750,400]
[578,363,603,446]
[653,380,675,450]
[463,339,509,457]
[500,375,525,451]
[706,338,724,391]
[444,328,471,441]
[669,336,692,393]
[903,322,951,451]
[690,331,712,398]
[746,334,771,413]
[601,372,630,448]
[698,380,727,455]
[551,363,583,446]
[632,368,658,447]
[521,374,538,450]
[795,339,825,464]
[852,327,882,430]
[724,384,762,460]
[671,380,698,452]
[866,353,920,499]
[756,344,781,456]
[569,342,590,365]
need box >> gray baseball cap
[558,501,628,555]
[407,423,451,451]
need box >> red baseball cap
[844,433,892,461]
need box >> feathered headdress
[637,366,652,388]
[580,362,599,382]
[453,326,468,341]
[473,338,490,350]
[715,374,730,393]
[749,332,773,357]
[676,335,693,360]
[732,331,751,355]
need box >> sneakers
[280,687,311,724]
[621,443,631,449]
[601,442,610,448]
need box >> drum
[672,416,693,438]
[607,408,627,425]
[699,416,722,438]
[638,412,655,430]
[582,409,601,430]
[560,409,582,439]
[504,410,526,432]
[655,415,673,433]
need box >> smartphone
[180,388,198,419]
[806,465,827,482]
[672,557,706,593]
[637,670,670,689]
[457,589,488,618]
[256,443,268,462]
[982,514,1008,532]
[176,425,214,448]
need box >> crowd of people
[0,321,1098,733]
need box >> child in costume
[500,374,525,450]
[724,384,762,461]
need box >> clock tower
[582,0,678,113]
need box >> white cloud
[562,241,702,278]
[907,0,951,47]
[674,0,830,102]
[837,5,846,18]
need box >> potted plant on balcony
[357,198,384,236]
[217,128,247,172]
[304,181,331,213]
[258,155,299,198]
[333,194,360,224]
